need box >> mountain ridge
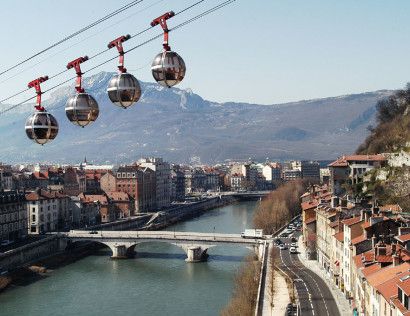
[0,71,393,164]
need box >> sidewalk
[297,237,351,316]
[262,243,290,316]
[270,270,290,316]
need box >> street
[276,232,340,316]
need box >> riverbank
[0,195,240,294]
[0,201,258,316]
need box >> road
[277,232,340,316]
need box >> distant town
[0,158,325,239]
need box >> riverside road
[277,232,340,316]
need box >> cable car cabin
[107,72,141,108]
[25,110,58,145]
[65,93,99,127]
[151,51,186,88]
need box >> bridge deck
[64,230,264,245]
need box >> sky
[0,0,410,107]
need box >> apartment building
[0,190,27,242]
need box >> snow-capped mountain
[0,71,392,164]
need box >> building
[79,193,113,223]
[106,191,134,219]
[328,154,386,195]
[70,196,99,228]
[63,167,86,196]
[100,171,117,193]
[282,169,302,181]
[171,167,185,201]
[301,160,320,181]
[139,158,171,209]
[0,190,27,242]
[262,163,282,182]
[116,165,155,212]
[26,189,70,234]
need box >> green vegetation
[357,84,410,208]
[357,84,410,154]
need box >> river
[0,201,257,316]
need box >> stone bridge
[60,230,266,262]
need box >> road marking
[279,245,315,316]
[289,251,331,316]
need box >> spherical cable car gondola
[106,35,141,108]
[25,76,59,145]
[150,12,186,88]
[65,56,99,127]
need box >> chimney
[393,254,400,266]
[378,244,387,256]
[364,210,370,222]
[392,243,397,253]
[331,196,339,208]
[372,236,377,249]
[372,206,379,215]
[360,209,365,221]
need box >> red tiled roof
[328,154,386,167]
[396,234,410,243]
[380,204,403,212]
[26,189,67,201]
[329,221,340,228]
[32,171,49,180]
[106,191,129,201]
[361,264,382,277]
[367,263,410,287]
[342,216,363,226]
[79,193,108,204]
[302,200,318,211]
[352,235,367,245]
[399,278,410,296]
[391,297,410,316]
[334,231,344,242]
[305,218,316,225]
[376,271,410,302]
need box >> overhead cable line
[0,0,236,116]
[0,0,206,105]
[0,0,144,78]
[0,0,166,89]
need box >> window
[32,214,36,222]
[405,294,409,310]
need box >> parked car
[289,247,297,254]
[291,237,297,243]
[274,238,282,245]
[279,244,287,250]
[291,242,297,248]
[286,303,298,315]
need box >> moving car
[289,247,297,254]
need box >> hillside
[356,84,410,209]
[0,71,392,164]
